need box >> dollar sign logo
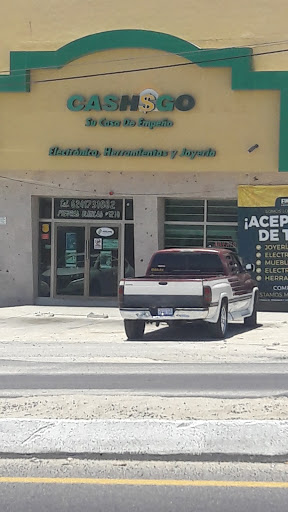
[139,93,156,113]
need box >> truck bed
[121,275,224,309]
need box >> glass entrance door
[89,226,119,297]
[55,224,119,297]
[56,225,86,296]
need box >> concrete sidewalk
[0,305,287,364]
[1,304,288,322]
[0,305,287,460]
[0,304,287,339]
[0,304,121,320]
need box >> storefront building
[1,0,288,308]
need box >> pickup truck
[119,248,258,339]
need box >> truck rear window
[148,252,224,276]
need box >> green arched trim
[0,29,254,94]
[1,29,288,171]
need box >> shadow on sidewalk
[129,321,263,343]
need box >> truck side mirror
[245,263,255,272]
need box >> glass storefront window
[89,226,119,297]
[124,224,135,277]
[165,225,204,248]
[125,199,134,220]
[164,199,238,249]
[206,225,238,250]
[207,200,237,223]
[39,198,52,219]
[165,199,204,222]
[37,198,135,298]
[38,222,51,297]
[56,226,85,295]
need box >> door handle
[85,239,90,260]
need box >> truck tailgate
[123,279,204,309]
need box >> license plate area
[157,307,174,316]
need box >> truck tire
[244,294,258,327]
[124,319,145,340]
[209,300,228,339]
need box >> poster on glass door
[238,185,288,306]
[65,232,77,268]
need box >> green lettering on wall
[49,145,217,159]
[156,95,174,111]
[119,95,139,111]
[84,95,102,111]
[67,95,85,111]
[174,94,195,111]
[102,95,119,111]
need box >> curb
[1,419,288,458]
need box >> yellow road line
[0,477,287,488]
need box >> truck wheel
[124,320,145,340]
[209,301,228,339]
[244,295,258,327]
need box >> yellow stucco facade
[0,0,288,173]
[2,0,288,61]
[0,49,279,173]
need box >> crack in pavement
[21,423,55,445]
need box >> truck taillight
[118,283,124,308]
[203,286,212,306]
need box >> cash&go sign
[67,89,196,113]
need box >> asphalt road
[0,363,287,397]
[0,459,287,512]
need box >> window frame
[164,198,238,248]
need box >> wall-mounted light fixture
[248,144,259,153]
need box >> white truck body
[120,276,256,323]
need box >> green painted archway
[2,29,288,171]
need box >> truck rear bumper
[120,308,210,321]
